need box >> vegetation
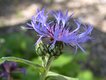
[0,32,103,80]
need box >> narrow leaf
[0,57,44,72]
[47,71,79,80]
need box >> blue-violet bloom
[0,61,25,79]
[27,8,93,53]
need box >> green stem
[40,56,55,80]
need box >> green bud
[49,41,63,58]
[35,41,48,56]
[35,41,63,58]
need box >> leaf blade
[47,71,79,80]
[0,57,45,72]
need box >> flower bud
[35,41,63,58]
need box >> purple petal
[50,40,56,49]
[35,35,43,46]
[77,43,86,53]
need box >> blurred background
[0,0,106,80]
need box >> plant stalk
[40,56,54,80]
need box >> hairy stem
[40,56,54,80]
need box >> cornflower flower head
[0,61,25,79]
[27,8,93,53]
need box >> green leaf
[0,59,5,64]
[78,70,93,80]
[0,57,44,72]
[47,71,79,80]
[52,54,72,67]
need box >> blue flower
[0,61,25,79]
[27,8,93,53]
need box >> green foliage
[78,70,93,80]
[21,68,39,80]
[52,54,72,67]
[0,57,43,80]
[0,57,43,70]
[50,52,94,80]
[47,71,79,80]
[0,32,35,59]
[0,32,103,80]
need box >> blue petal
[50,40,56,49]
[35,35,43,45]
[77,43,86,53]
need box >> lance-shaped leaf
[47,71,79,80]
[0,57,45,73]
